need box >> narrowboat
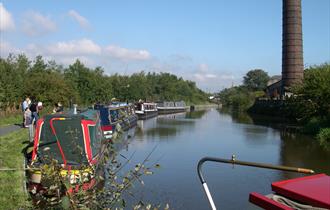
[249,174,330,209]
[156,101,186,114]
[95,103,138,140]
[197,156,330,210]
[135,102,158,120]
[24,109,108,205]
[120,103,138,129]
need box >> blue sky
[1,0,329,91]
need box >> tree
[0,54,208,111]
[289,63,330,120]
[243,69,269,91]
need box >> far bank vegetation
[218,63,330,147]
[0,54,207,114]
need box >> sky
[1,0,329,92]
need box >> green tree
[0,54,208,111]
[288,63,330,122]
[243,69,269,91]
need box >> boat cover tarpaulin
[271,174,330,209]
[32,110,104,166]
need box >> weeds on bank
[0,129,31,210]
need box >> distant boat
[95,102,138,140]
[135,102,158,120]
[156,101,186,114]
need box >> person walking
[22,97,30,127]
[24,107,32,128]
[29,98,39,125]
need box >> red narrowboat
[197,156,330,210]
[24,109,109,204]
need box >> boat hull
[119,114,138,130]
[136,110,158,120]
[157,107,186,114]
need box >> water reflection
[217,108,253,124]
[185,110,207,119]
[279,132,330,179]
[109,108,329,209]
[112,127,136,152]
[218,108,330,179]
[135,110,207,139]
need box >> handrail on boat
[197,155,315,210]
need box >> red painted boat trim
[31,119,44,162]
[249,192,293,210]
[272,174,330,209]
[81,119,96,164]
[101,125,112,131]
[50,118,67,166]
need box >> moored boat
[197,156,329,210]
[135,102,158,120]
[156,101,186,114]
[249,174,330,209]
[95,103,138,140]
[24,109,108,205]
[120,103,138,129]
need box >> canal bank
[0,129,30,210]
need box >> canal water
[114,108,330,209]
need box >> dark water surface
[114,108,330,210]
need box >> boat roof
[35,109,103,166]
[271,174,330,209]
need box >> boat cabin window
[88,124,102,158]
[136,103,142,111]
[109,109,119,123]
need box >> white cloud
[68,10,90,30]
[0,3,15,31]
[193,73,217,82]
[0,39,151,69]
[219,74,235,80]
[104,45,151,60]
[55,56,93,66]
[193,73,205,82]
[192,63,217,82]
[46,39,101,55]
[198,63,209,72]
[205,73,217,78]
[0,40,20,56]
[22,11,56,36]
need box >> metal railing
[197,155,315,210]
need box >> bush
[317,128,330,150]
[302,117,323,134]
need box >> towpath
[0,124,22,137]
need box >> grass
[0,129,30,209]
[0,113,21,127]
[0,107,53,127]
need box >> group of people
[22,97,43,128]
[22,97,65,127]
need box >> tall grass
[0,129,30,209]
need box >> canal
[114,108,330,209]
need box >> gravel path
[0,124,22,137]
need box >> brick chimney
[282,0,304,94]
